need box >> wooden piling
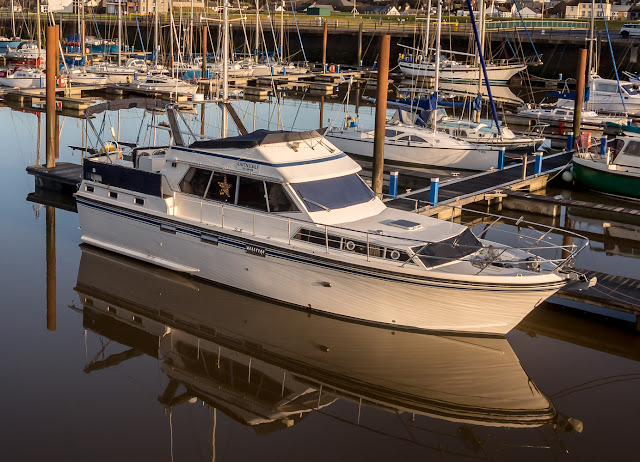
[357,22,363,65]
[319,95,324,129]
[322,20,328,73]
[572,48,588,150]
[202,25,207,79]
[372,35,390,196]
[45,25,56,168]
[46,206,56,331]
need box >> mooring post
[372,34,390,196]
[55,25,60,158]
[534,152,543,176]
[429,178,439,205]
[46,206,56,331]
[45,25,56,168]
[389,171,398,198]
[572,48,588,151]
[202,25,208,79]
[322,20,328,73]
[497,147,505,170]
[600,136,607,155]
[357,22,363,66]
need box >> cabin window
[293,228,411,261]
[109,191,118,199]
[398,135,427,143]
[624,140,640,157]
[206,172,238,203]
[237,177,268,211]
[180,167,212,197]
[384,129,402,138]
[291,174,375,212]
[595,82,619,93]
[85,185,94,193]
[134,198,144,206]
[266,182,298,212]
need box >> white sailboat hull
[326,131,501,171]
[76,197,564,336]
[398,61,525,85]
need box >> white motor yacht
[75,110,588,336]
[75,245,560,428]
[512,103,631,131]
[0,67,45,88]
[556,76,640,116]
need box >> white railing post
[366,232,370,262]
[288,218,291,245]
[325,225,329,253]
[221,205,224,228]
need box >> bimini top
[189,129,326,150]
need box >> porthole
[390,250,401,260]
[345,240,356,251]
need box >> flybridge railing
[167,189,588,273]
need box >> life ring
[345,116,356,128]
[329,64,336,73]
[56,76,66,87]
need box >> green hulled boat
[573,133,640,199]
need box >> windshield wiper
[301,197,331,212]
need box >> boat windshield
[411,228,482,268]
[291,174,375,212]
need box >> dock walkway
[386,151,573,217]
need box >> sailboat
[327,1,507,170]
[398,1,528,85]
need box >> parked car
[620,23,640,38]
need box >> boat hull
[398,61,525,85]
[326,132,501,171]
[573,156,640,198]
[0,76,43,88]
[76,196,565,336]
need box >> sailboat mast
[255,0,260,63]
[433,0,442,132]
[81,0,86,61]
[10,0,15,38]
[222,0,229,137]
[587,0,595,89]
[154,0,159,67]
[477,0,485,93]
[36,0,42,63]
[280,0,284,62]
[118,0,122,66]
[424,0,431,59]
[190,0,194,61]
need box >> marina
[3,1,640,460]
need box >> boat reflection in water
[74,246,566,435]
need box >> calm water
[1,98,640,461]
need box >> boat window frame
[177,163,301,214]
